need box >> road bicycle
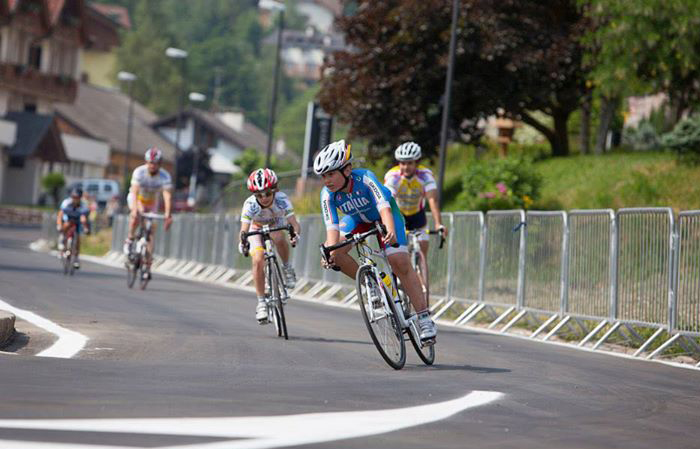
[125,212,162,290]
[242,224,297,340]
[58,221,79,276]
[406,228,445,306]
[320,223,436,370]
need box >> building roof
[54,83,176,162]
[4,111,69,162]
[90,2,131,29]
[152,107,268,154]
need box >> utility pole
[437,0,459,208]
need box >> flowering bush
[456,157,542,211]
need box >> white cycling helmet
[313,139,353,175]
[394,141,422,161]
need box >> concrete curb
[0,310,16,348]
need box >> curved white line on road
[0,296,88,358]
[0,390,503,449]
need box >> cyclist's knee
[388,252,411,273]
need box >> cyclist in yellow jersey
[384,142,448,298]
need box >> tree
[41,172,65,207]
[319,0,589,157]
[583,0,700,127]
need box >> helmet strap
[339,165,352,191]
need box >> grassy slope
[534,151,700,212]
[292,145,700,215]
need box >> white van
[67,179,121,207]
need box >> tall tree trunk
[552,109,570,157]
[595,95,618,155]
[580,91,592,155]
[521,110,570,157]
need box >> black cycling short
[403,209,427,231]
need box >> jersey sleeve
[160,169,173,190]
[419,167,437,192]
[278,192,294,217]
[130,167,142,187]
[240,197,256,224]
[59,198,71,212]
[362,170,390,211]
[320,188,339,231]
[383,170,398,195]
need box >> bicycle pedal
[421,337,436,346]
[257,317,269,325]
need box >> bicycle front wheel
[356,265,405,370]
[68,238,76,276]
[126,257,138,288]
[407,319,436,365]
[270,259,288,340]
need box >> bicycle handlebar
[241,224,297,257]
[408,228,446,249]
[319,222,398,269]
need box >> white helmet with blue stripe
[313,139,353,175]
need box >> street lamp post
[186,92,206,208]
[437,0,459,208]
[165,47,188,188]
[259,0,286,169]
[117,70,137,207]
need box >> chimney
[217,111,245,133]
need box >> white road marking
[0,296,88,358]
[0,390,503,449]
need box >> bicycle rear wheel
[270,259,288,339]
[139,265,150,290]
[356,265,405,370]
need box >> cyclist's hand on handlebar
[164,215,173,231]
[437,224,448,237]
[238,241,249,256]
[290,233,300,247]
[382,229,397,247]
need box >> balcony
[0,62,77,103]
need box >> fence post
[445,213,455,300]
[516,209,527,309]
[560,212,570,315]
[477,213,486,303]
[668,211,678,332]
[609,211,618,321]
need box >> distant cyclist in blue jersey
[55,187,90,269]
[314,139,437,342]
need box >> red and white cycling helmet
[247,168,278,192]
[144,146,163,163]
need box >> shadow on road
[0,264,123,280]
[289,335,373,346]
[1,331,29,353]
[405,363,511,374]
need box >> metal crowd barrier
[95,206,700,363]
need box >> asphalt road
[0,225,699,449]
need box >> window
[24,103,37,112]
[8,156,25,168]
[104,184,112,192]
[87,184,99,193]
[28,44,42,70]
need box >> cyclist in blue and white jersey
[315,140,437,342]
[55,187,90,269]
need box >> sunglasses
[255,190,274,199]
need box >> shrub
[661,114,700,165]
[41,172,65,207]
[623,121,660,152]
[457,157,542,211]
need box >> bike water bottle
[379,272,398,302]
